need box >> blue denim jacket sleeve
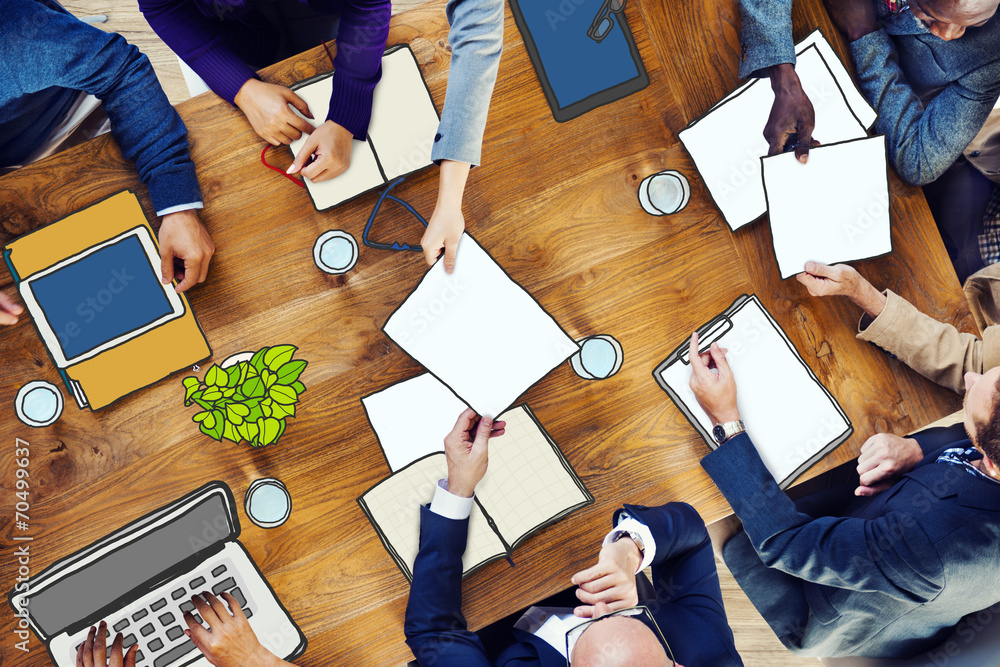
[701,433,944,602]
[738,0,796,79]
[850,29,1000,186]
[0,0,201,212]
[430,0,504,166]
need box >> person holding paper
[418,0,504,274]
[0,0,215,303]
[403,410,743,666]
[139,0,391,183]
[687,317,1000,658]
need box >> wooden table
[0,1,973,664]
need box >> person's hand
[570,537,642,618]
[420,200,464,273]
[0,290,24,325]
[159,210,215,293]
[420,160,472,273]
[76,622,137,667]
[796,262,887,317]
[443,408,506,498]
[823,0,879,42]
[855,433,924,496]
[234,79,315,146]
[183,592,283,667]
[765,63,817,163]
[286,121,352,183]
[688,331,740,426]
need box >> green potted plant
[182,345,307,448]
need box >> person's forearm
[850,280,887,319]
[436,160,471,210]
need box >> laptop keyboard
[73,558,254,667]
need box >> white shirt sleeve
[429,479,475,520]
[156,202,204,217]
[601,513,657,573]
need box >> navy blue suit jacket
[404,502,743,666]
[702,424,1000,658]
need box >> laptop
[8,482,306,667]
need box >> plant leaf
[271,403,295,419]
[205,365,224,387]
[222,421,240,443]
[276,360,307,385]
[274,418,286,443]
[184,384,199,405]
[264,345,297,371]
[202,388,223,402]
[241,377,265,398]
[225,364,241,387]
[192,411,210,423]
[250,347,268,372]
[291,381,306,395]
[183,377,200,389]
[269,384,297,405]
[258,417,281,446]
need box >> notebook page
[289,74,384,209]
[367,48,439,180]
[657,296,851,485]
[362,373,469,472]
[679,45,868,230]
[763,136,891,279]
[475,406,591,550]
[383,234,579,418]
[358,453,507,580]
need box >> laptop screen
[30,234,173,362]
[30,494,233,637]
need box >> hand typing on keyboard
[183,591,296,667]
[77,621,138,667]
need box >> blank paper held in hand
[357,405,594,581]
[383,234,580,418]
[653,295,852,488]
[289,45,440,210]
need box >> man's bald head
[571,616,673,667]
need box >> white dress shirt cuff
[429,479,474,520]
[602,516,657,573]
[156,202,204,217]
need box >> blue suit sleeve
[849,29,1000,186]
[404,506,492,667]
[702,433,944,602]
[909,423,969,458]
[738,0,796,79]
[431,0,504,166]
[622,503,736,631]
[1,0,201,211]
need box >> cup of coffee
[244,478,292,529]
[313,230,359,274]
[570,335,624,380]
[15,380,64,427]
[639,170,691,215]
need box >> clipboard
[509,0,649,122]
[653,294,852,488]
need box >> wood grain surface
[0,1,971,665]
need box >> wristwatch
[612,529,645,559]
[713,420,745,444]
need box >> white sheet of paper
[359,453,507,577]
[680,45,868,230]
[383,235,579,418]
[713,30,877,129]
[362,373,469,472]
[763,135,891,279]
[657,296,851,485]
[289,47,438,210]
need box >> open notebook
[679,35,875,231]
[357,405,594,581]
[653,294,852,488]
[289,44,440,210]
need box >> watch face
[713,424,726,443]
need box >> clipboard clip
[362,176,429,252]
[678,315,734,365]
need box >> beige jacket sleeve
[856,290,1000,394]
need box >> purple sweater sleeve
[138,0,389,138]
